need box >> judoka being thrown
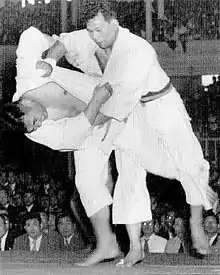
[2,0,216,267]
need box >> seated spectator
[203,210,220,252]
[141,220,167,255]
[39,195,50,213]
[165,216,189,254]
[0,206,9,216]
[0,214,20,251]
[20,189,43,217]
[57,212,87,252]
[39,212,49,234]
[13,212,62,252]
[11,192,24,216]
[0,188,18,228]
[216,211,220,230]
[159,210,176,240]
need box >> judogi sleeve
[53,30,101,76]
[14,26,55,101]
[26,113,93,151]
[100,45,156,121]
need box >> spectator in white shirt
[141,219,167,255]
[0,214,19,251]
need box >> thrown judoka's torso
[24,82,86,120]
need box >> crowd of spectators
[140,198,220,255]
[1,0,220,46]
[0,0,60,45]
[183,76,220,139]
[152,0,220,44]
[0,171,95,252]
[0,165,219,259]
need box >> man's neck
[1,230,9,239]
[31,233,42,241]
[208,232,218,240]
[66,233,74,240]
[3,203,9,209]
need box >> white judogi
[14,27,152,223]
[54,27,211,222]
[14,27,211,225]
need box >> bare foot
[190,219,210,255]
[116,248,143,268]
[76,239,120,266]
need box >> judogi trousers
[74,88,210,225]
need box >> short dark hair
[23,212,41,225]
[203,210,219,224]
[0,214,9,225]
[57,211,72,223]
[81,0,117,25]
[56,211,76,228]
[1,101,27,133]
[24,189,35,196]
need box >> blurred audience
[0,188,19,228]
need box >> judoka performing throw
[2,0,215,267]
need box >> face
[57,216,75,238]
[166,211,175,227]
[58,190,66,205]
[151,196,157,211]
[0,190,9,206]
[154,219,160,234]
[24,192,35,207]
[12,194,22,207]
[24,218,42,240]
[0,217,9,238]
[142,220,154,238]
[40,196,49,210]
[173,217,185,237]
[21,98,48,133]
[86,12,118,49]
[204,216,218,236]
[40,213,49,231]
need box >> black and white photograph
[1,0,220,274]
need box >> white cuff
[43,58,56,69]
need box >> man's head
[82,0,118,49]
[173,216,186,238]
[23,212,42,240]
[12,193,23,207]
[0,214,9,238]
[0,189,9,207]
[165,210,176,228]
[39,195,49,211]
[203,211,219,238]
[2,97,48,133]
[24,189,35,207]
[142,220,154,239]
[39,212,49,232]
[57,212,76,239]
